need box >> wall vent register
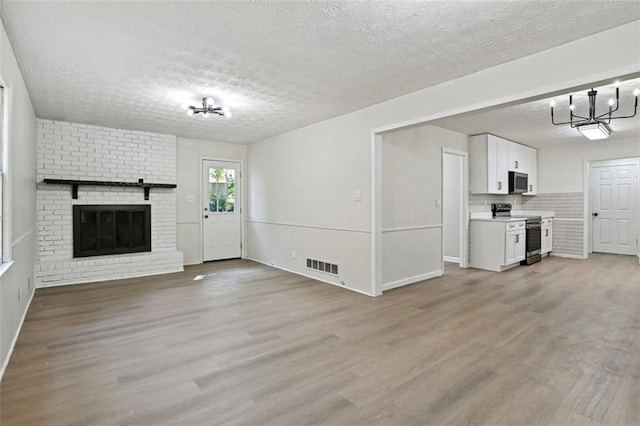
[306,258,339,275]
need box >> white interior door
[590,159,639,255]
[203,160,242,261]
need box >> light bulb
[549,100,556,107]
[224,111,232,118]
[569,104,575,110]
[205,98,214,107]
[608,98,615,106]
[221,105,230,114]
[614,80,620,87]
[634,88,640,97]
[203,111,209,118]
[186,108,194,116]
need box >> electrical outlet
[187,195,195,203]
[291,250,296,259]
[340,280,346,286]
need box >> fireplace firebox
[73,205,151,258]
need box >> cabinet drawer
[506,221,526,231]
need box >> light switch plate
[353,190,361,201]
[435,198,441,207]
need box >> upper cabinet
[470,134,537,195]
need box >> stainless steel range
[492,203,542,265]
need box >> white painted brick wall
[36,119,183,287]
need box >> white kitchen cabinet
[508,142,528,173]
[470,219,526,272]
[523,147,537,195]
[470,134,509,194]
[542,217,553,254]
[470,134,537,195]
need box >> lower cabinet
[505,227,526,265]
[542,217,553,254]
[470,219,526,272]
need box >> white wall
[247,21,640,296]
[443,153,463,261]
[538,137,640,193]
[176,137,247,265]
[0,17,37,378]
[380,125,467,288]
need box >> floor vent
[306,258,339,275]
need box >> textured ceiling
[433,78,640,149]
[1,1,639,144]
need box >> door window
[208,168,235,213]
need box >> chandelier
[550,84,639,140]
[186,97,231,118]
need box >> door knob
[204,215,209,219]
[592,212,598,217]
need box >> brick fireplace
[35,119,183,287]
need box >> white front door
[590,159,639,255]
[202,160,242,261]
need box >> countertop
[470,217,526,222]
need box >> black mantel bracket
[43,178,177,200]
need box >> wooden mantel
[42,178,177,200]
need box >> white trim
[550,252,587,260]
[246,257,374,297]
[443,256,460,263]
[371,133,383,296]
[246,219,369,234]
[382,270,443,292]
[0,286,34,382]
[442,148,469,269]
[0,259,13,279]
[200,157,246,263]
[553,218,584,222]
[381,224,442,233]
[11,229,34,248]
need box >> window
[208,168,235,213]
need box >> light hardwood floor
[1,254,639,425]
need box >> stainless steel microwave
[509,171,528,194]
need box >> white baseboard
[550,252,586,260]
[0,288,35,382]
[443,256,460,263]
[246,257,374,297]
[382,270,443,292]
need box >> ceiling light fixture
[186,97,231,118]
[550,85,638,140]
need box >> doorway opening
[442,149,467,266]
